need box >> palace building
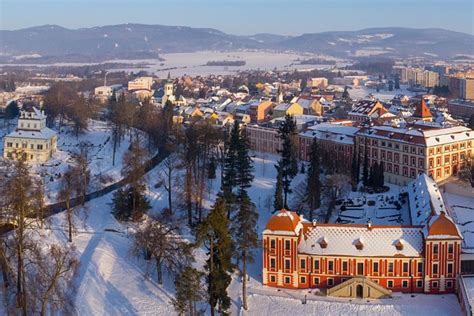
[262,174,463,298]
[3,107,57,162]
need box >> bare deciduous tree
[132,219,191,284]
[29,244,79,316]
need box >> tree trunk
[209,238,215,316]
[156,257,162,284]
[16,207,27,316]
[67,200,72,243]
[242,251,248,310]
[167,172,172,213]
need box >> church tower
[413,98,433,122]
[163,72,174,105]
[276,85,284,103]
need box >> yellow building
[3,107,57,162]
[272,103,304,118]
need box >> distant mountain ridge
[0,24,472,63]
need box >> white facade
[3,107,57,162]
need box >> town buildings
[348,100,388,123]
[3,107,57,162]
[128,77,153,91]
[395,67,440,88]
[447,99,474,119]
[262,174,463,297]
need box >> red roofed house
[262,174,462,297]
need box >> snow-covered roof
[6,127,57,140]
[300,123,359,145]
[460,275,474,309]
[299,224,424,257]
[408,173,445,226]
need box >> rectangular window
[418,262,423,274]
[448,244,454,254]
[357,262,364,275]
[433,263,438,275]
[387,280,393,288]
[37,144,43,150]
[403,262,409,273]
[432,281,438,288]
[284,277,291,284]
[285,240,291,250]
[328,261,334,272]
[388,262,394,273]
[300,259,306,270]
[327,278,334,286]
[270,275,276,283]
[447,263,453,274]
[285,259,291,270]
[6,142,12,147]
[314,259,320,270]
[300,276,306,284]
[402,280,409,288]
[270,239,276,250]
[433,244,439,254]
[373,262,379,273]
[270,258,276,269]
[313,277,319,285]
[446,281,453,288]
[342,261,348,272]
[417,280,423,288]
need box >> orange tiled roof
[427,212,462,238]
[413,99,432,118]
[265,209,301,232]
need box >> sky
[0,0,473,35]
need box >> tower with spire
[412,98,433,122]
[162,72,175,105]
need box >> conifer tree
[172,267,205,316]
[195,197,233,316]
[362,140,369,187]
[274,167,284,211]
[232,191,258,311]
[305,139,321,220]
[235,128,254,193]
[222,121,240,196]
[208,157,217,179]
[378,162,385,188]
[276,114,298,207]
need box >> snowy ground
[241,291,461,316]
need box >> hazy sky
[1,0,473,35]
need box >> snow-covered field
[0,50,343,77]
[347,85,416,102]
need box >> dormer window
[395,239,404,251]
[319,237,328,249]
[355,238,364,250]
